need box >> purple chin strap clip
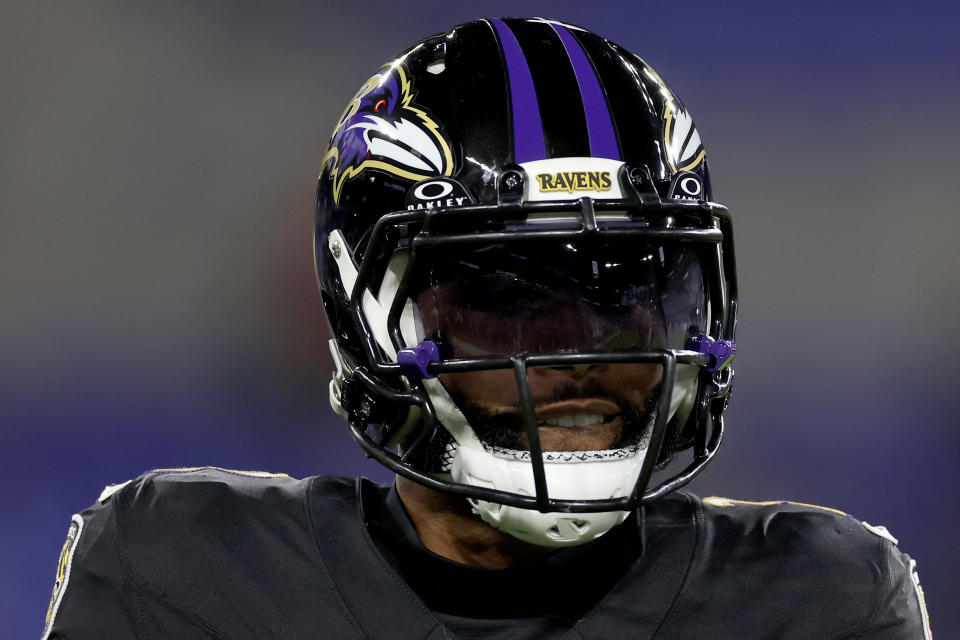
[397,340,441,380]
[686,334,736,372]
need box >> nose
[567,364,592,379]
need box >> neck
[395,476,554,569]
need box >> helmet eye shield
[413,242,674,358]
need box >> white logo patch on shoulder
[42,514,84,639]
[98,479,132,503]
[861,521,899,545]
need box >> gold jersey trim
[703,496,848,517]
[151,466,289,478]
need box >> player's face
[414,242,666,452]
[438,362,662,452]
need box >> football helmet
[315,18,737,547]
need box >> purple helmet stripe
[490,19,547,163]
[551,24,621,160]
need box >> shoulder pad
[93,466,292,504]
[702,494,907,550]
[149,465,290,479]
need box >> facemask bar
[346,349,710,513]
[337,195,736,513]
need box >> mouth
[534,399,620,428]
[460,395,631,453]
[526,399,624,451]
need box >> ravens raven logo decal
[637,62,706,173]
[322,61,454,205]
[662,99,705,173]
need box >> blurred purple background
[3,1,957,636]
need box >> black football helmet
[315,18,737,546]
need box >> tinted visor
[412,240,706,358]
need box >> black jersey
[42,467,931,639]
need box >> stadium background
[3,1,957,636]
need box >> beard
[444,377,662,452]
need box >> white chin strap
[422,377,647,548]
[450,445,644,547]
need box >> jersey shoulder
[697,494,896,564]
[97,465,310,529]
[672,493,931,639]
[45,469,375,638]
[44,467,311,638]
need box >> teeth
[538,413,606,427]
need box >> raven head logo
[638,62,706,174]
[322,61,454,205]
[662,99,705,173]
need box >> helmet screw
[359,397,372,418]
[504,173,520,189]
[331,239,342,259]
[628,166,647,188]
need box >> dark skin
[397,362,661,568]
[396,476,548,568]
